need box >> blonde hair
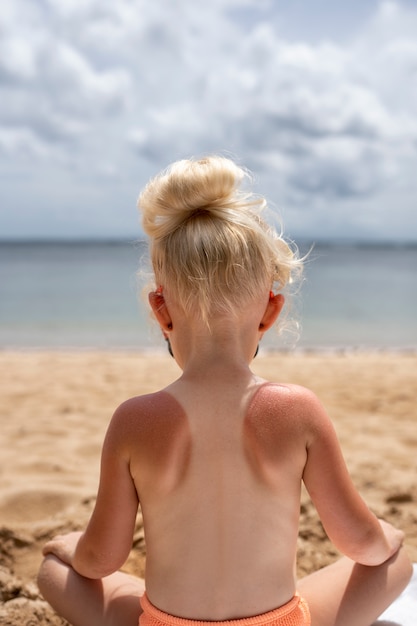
[138,156,303,328]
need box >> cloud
[0,0,417,240]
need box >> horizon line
[1,237,417,248]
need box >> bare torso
[127,377,308,620]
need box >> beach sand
[0,351,416,625]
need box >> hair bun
[139,156,251,239]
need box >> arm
[43,404,139,578]
[300,388,404,566]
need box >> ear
[148,291,173,332]
[259,293,285,332]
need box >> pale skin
[38,289,412,626]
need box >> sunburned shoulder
[107,390,189,468]
[115,389,171,412]
[107,390,187,442]
[254,382,331,430]
[258,381,321,407]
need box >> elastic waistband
[140,592,305,626]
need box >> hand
[42,531,83,566]
[378,518,405,557]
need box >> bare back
[127,379,308,620]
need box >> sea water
[0,241,416,351]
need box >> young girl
[38,156,412,626]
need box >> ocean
[1,241,416,351]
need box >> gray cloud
[0,0,416,240]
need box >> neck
[170,321,260,382]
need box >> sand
[0,350,416,625]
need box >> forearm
[42,530,127,579]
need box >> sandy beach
[0,350,416,625]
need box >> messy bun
[138,156,303,329]
[140,157,255,240]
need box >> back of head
[138,156,302,325]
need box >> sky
[1,0,417,242]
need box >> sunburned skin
[127,392,192,499]
[123,382,304,620]
[113,376,358,620]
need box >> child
[38,156,412,626]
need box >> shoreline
[1,344,417,354]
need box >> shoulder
[107,390,188,446]
[243,383,322,473]
[252,382,323,413]
[249,382,331,435]
[112,390,178,422]
[111,391,191,482]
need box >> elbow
[353,541,401,567]
[72,532,131,579]
[333,529,393,567]
[351,542,406,567]
[73,548,126,579]
[349,549,392,567]
[74,562,116,579]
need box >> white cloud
[0,127,49,157]
[0,0,416,240]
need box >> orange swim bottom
[139,592,310,626]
